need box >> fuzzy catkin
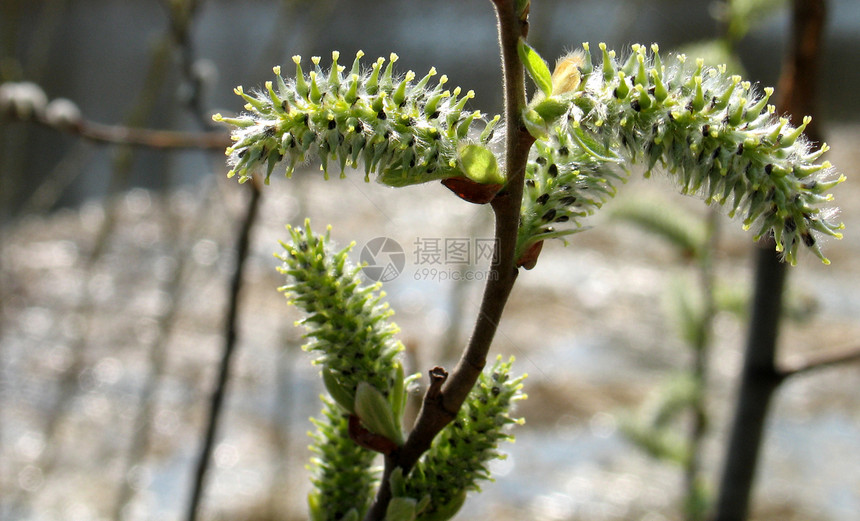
[308,399,376,521]
[216,51,498,187]
[276,220,403,397]
[405,357,526,520]
[518,43,844,265]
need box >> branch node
[426,366,448,400]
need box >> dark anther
[536,156,547,165]
[536,193,550,205]
[802,231,816,247]
[526,179,536,188]
[631,99,642,112]
[765,163,774,174]
[548,164,558,177]
[555,215,570,222]
[558,146,569,156]
[702,124,710,135]
[542,209,557,221]
[377,110,387,120]
[736,143,744,155]
[430,110,440,119]
[785,216,797,233]
[559,195,577,205]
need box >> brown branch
[3,107,230,149]
[778,344,860,379]
[362,1,534,519]
[48,118,230,149]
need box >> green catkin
[278,221,411,519]
[215,52,498,187]
[276,220,403,395]
[308,399,376,521]
[518,43,844,265]
[405,357,526,521]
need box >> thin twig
[683,208,720,521]
[778,345,860,379]
[29,117,231,149]
[186,178,262,521]
[362,1,533,519]
[711,1,827,520]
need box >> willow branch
[779,344,860,379]
[4,110,231,149]
[51,118,229,149]
[362,1,533,519]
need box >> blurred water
[2,161,859,520]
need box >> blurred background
[1,1,859,520]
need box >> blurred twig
[778,344,860,379]
[15,114,230,149]
[683,209,719,521]
[186,177,262,521]
[111,180,220,521]
[712,1,827,520]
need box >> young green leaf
[517,38,552,98]
[384,498,418,521]
[457,144,504,185]
[322,366,356,414]
[355,382,404,446]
